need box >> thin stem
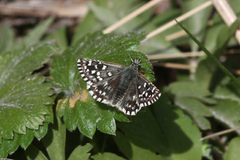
[176,20,240,88]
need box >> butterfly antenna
[120,43,133,62]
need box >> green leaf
[72,11,100,45]
[52,31,152,138]
[169,81,212,129]
[214,82,240,103]
[175,97,212,130]
[24,18,54,47]
[0,123,49,158]
[61,95,116,138]
[42,116,66,160]
[0,41,58,89]
[209,99,240,135]
[224,137,240,160]
[169,81,211,98]
[118,109,169,155]
[0,76,54,139]
[0,23,14,55]
[92,152,125,160]
[24,144,48,160]
[114,132,164,160]
[50,48,79,94]
[153,95,202,159]
[68,143,93,160]
[45,26,68,51]
[118,94,202,159]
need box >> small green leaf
[209,99,240,135]
[25,144,48,160]
[169,81,211,98]
[175,97,212,130]
[34,122,49,140]
[68,143,93,160]
[224,137,240,160]
[24,18,54,47]
[92,152,125,160]
[45,26,68,51]
[0,41,58,89]
[72,12,100,45]
[0,76,54,139]
[169,81,212,129]
[214,82,240,103]
[42,117,66,160]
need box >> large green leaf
[52,31,152,138]
[118,94,202,159]
[0,41,58,89]
[0,76,54,140]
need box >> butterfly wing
[117,73,161,116]
[77,58,124,105]
[136,73,161,107]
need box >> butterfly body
[77,58,161,116]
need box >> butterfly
[77,55,161,116]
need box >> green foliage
[1,0,240,159]
[0,19,57,157]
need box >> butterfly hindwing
[136,73,161,108]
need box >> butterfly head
[130,58,141,71]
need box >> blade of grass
[176,19,240,88]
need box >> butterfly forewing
[77,59,124,104]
